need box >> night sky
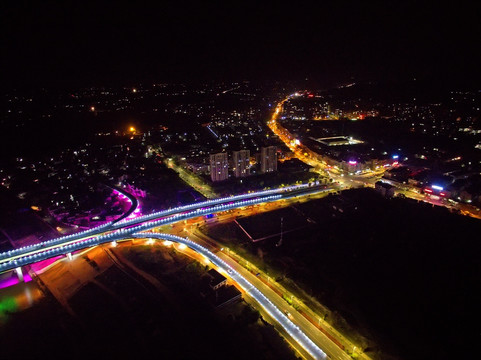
[2,1,480,88]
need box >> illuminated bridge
[130,232,328,360]
[0,183,329,273]
[0,183,335,359]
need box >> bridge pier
[15,267,24,282]
[67,252,72,261]
[111,240,117,247]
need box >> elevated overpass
[131,232,329,360]
[0,183,341,359]
[0,184,330,273]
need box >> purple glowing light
[0,273,32,289]
[29,256,64,273]
[348,160,357,165]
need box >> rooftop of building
[376,181,394,190]
[207,268,227,287]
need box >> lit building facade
[260,146,277,173]
[210,152,229,182]
[232,150,250,178]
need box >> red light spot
[308,94,314,98]
[424,188,433,193]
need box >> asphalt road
[215,248,352,360]
[173,222,354,360]
[136,232,332,360]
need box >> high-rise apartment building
[260,146,277,173]
[232,150,250,178]
[210,152,229,182]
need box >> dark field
[202,188,481,360]
[236,206,309,241]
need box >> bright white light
[432,185,443,191]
